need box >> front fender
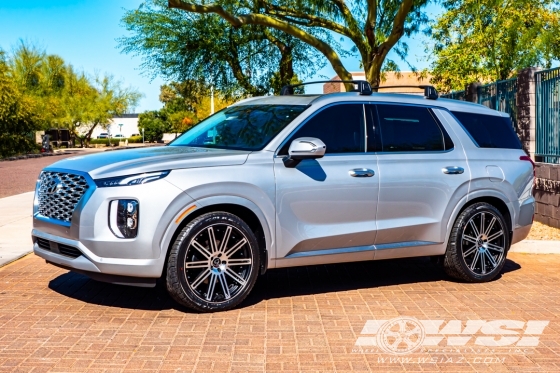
[159,194,276,271]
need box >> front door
[273,103,379,266]
[371,103,470,259]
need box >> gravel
[526,221,560,241]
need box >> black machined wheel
[166,212,260,312]
[444,202,509,282]
[461,211,506,276]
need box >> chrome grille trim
[37,172,90,223]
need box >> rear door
[371,103,470,259]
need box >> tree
[120,0,325,98]
[138,110,172,142]
[0,50,39,157]
[430,0,560,92]
[159,81,232,130]
[69,74,142,146]
[6,41,141,147]
[167,0,431,90]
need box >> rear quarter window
[451,111,522,149]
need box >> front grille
[37,172,89,223]
[58,243,82,258]
[36,237,51,251]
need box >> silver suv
[32,82,535,312]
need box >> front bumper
[32,169,196,286]
[33,229,162,286]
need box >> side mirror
[283,137,326,168]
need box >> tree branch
[377,0,414,59]
[365,0,377,48]
[168,0,353,85]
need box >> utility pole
[210,86,215,115]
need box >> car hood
[45,146,251,179]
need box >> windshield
[169,104,308,150]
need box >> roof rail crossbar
[371,85,439,100]
[280,80,373,96]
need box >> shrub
[89,138,121,145]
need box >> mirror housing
[283,137,326,168]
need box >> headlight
[95,171,170,188]
[109,199,139,238]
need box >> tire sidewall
[168,212,260,312]
[452,203,509,282]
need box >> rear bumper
[511,223,532,246]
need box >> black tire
[444,202,509,283]
[166,212,260,312]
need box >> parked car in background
[32,81,534,313]
[113,134,126,138]
[97,133,109,139]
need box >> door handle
[442,166,464,175]
[349,168,375,177]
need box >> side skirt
[274,241,445,268]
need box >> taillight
[520,155,535,177]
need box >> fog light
[109,199,139,238]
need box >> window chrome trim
[284,240,439,259]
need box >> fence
[478,78,518,132]
[441,90,466,100]
[441,78,518,131]
[536,67,560,162]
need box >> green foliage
[138,110,173,142]
[88,138,121,145]
[120,0,320,98]
[5,41,142,147]
[164,0,432,88]
[430,0,560,92]
[0,50,39,157]
[128,135,144,143]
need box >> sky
[0,0,440,111]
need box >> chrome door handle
[442,166,464,175]
[349,168,375,177]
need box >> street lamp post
[210,86,214,115]
[142,128,145,144]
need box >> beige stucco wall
[323,72,432,94]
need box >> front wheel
[444,202,509,282]
[166,212,260,312]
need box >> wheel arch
[446,191,514,248]
[161,196,273,277]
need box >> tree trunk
[365,59,382,91]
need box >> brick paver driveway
[1,253,559,372]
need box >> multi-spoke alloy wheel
[444,202,509,282]
[461,211,505,275]
[166,212,260,312]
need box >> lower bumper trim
[47,261,157,288]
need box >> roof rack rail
[372,85,439,100]
[280,80,373,96]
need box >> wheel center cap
[477,234,488,247]
[212,258,221,268]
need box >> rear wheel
[444,202,509,282]
[166,212,260,312]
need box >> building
[323,71,432,94]
[88,114,140,138]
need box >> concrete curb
[0,251,32,268]
[510,240,560,254]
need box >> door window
[279,104,365,155]
[375,104,453,152]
